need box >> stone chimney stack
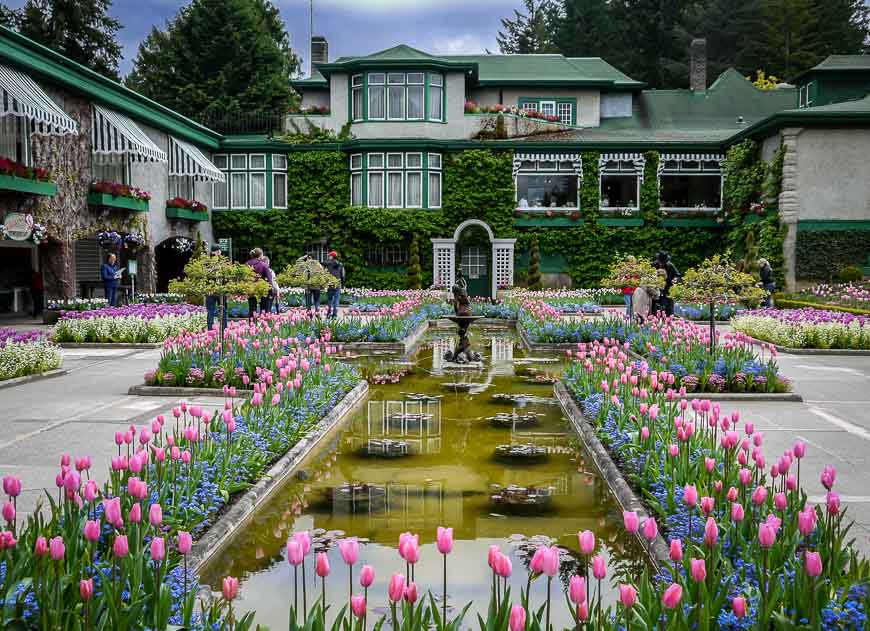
[311,35,328,68]
[690,38,707,92]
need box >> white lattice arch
[432,220,515,297]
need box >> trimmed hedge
[773,295,870,316]
[796,230,870,281]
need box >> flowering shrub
[783,281,870,311]
[90,180,151,201]
[732,308,870,349]
[507,287,623,304]
[600,254,664,291]
[562,344,867,629]
[53,304,206,343]
[166,197,207,213]
[463,100,562,123]
[0,328,62,380]
[288,105,330,115]
[45,297,109,311]
[675,302,744,321]
[137,293,186,305]
[0,156,51,181]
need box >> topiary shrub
[407,236,422,289]
[527,233,542,290]
[838,266,864,282]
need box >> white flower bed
[53,313,206,343]
[0,340,62,381]
[732,313,870,349]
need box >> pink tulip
[569,576,586,604]
[84,480,98,502]
[578,530,595,555]
[618,584,637,609]
[758,523,776,549]
[83,520,100,542]
[129,503,141,524]
[798,507,816,536]
[641,426,650,440]
[683,485,698,508]
[294,530,311,556]
[786,475,797,492]
[793,441,806,459]
[436,526,453,554]
[495,552,513,578]
[34,536,47,557]
[668,444,679,457]
[820,465,836,491]
[388,573,405,602]
[222,576,239,601]
[509,604,526,631]
[738,468,752,486]
[592,555,606,580]
[529,546,546,573]
[662,583,682,609]
[826,491,841,515]
[805,551,823,577]
[151,536,165,562]
[700,496,714,516]
[404,582,418,604]
[577,600,589,621]
[732,596,747,618]
[731,503,745,523]
[643,517,658,541]
[774,492,787,511]
[47,535,64,561]
[315,552,330,577]
[360,564,375,588]
[489,544,503,570]
[623,511,639,534]
[751,486,768,506]
[669,539,683,562]
[2,502,14,524]
[2,476,21,498]
[79,578,94,602]
[351,594,366,619]
[726,486,739,502]
[149,503,163,527]
[542,546,560,577]
[690,558,706,582]
[113,534,129,558]
[177,531,192,555]
[287,540,304,566]
[338,537,359,565]
[704,517,719,546]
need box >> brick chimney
[311,35,328,66]
[690,38,707,92]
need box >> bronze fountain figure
[443,269,483,363]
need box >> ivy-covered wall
[213,148,732,290]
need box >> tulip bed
[0,328,62,381]
[732,308,870,349]
[563,338,869,629]
[53,304,206,344]
[519,301,789,393]
[0,333,358,629]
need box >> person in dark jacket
[759,258,775,308]
[206,245,228,331]
[30,269,44,317]
[655,251,680,316]
[245,248,269,318]
[325,250,345,319]
[101,253,120,306]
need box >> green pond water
[201,325,647,628]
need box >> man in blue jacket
[101,253,120,306]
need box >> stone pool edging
[0,368,68,390]
[187,380,369,574]
[555,381,671,572]
[127,385,255,397]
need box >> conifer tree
[527,234,543,291]
[407,236,422,290]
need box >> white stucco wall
[300,89,330,110]
[795,128,870,221]
[760,133,781,163]
[468,86,601,127]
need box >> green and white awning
[168,136,225,182]
[92,104,166,162]
[0,63,77,135]
[660,153,725,162]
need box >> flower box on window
[88,181,151,212]
[166,197,208,221]
[0,158,56,196]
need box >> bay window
[429,74,443,121]
[350,153,363,207]
[351,71,445,122]
[212,154,228,208]
[249,172,266,208]
[388,73,406,120]
[350,151,442,209]
[659,154,723,212]
[600,156,643,211]
[352,74,364,121]
[368,73,386,120]
[407,73,425,120]
[272,153,287,209]
[230,172,247,209]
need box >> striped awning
[600,153,644,162]
[661,153,725,162]
[92,104,166,162]
[168,136,225,182]
[0,63,77,135]
[514,153,581,162]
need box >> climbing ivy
[580,152,600,224]
[442,149,515,237]
[640,151,660,224]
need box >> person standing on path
[245,248,269,318]
[759,258,776,308]
[325,250,345,319]
[655,251,680,316]
[100,253,120,307]
[206,245,228,332]
[262,256,279,314]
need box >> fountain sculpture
[443,269,483,363]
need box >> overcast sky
[5,0,515,75]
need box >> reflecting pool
[200,326,646,628]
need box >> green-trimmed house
[2,26,870,305]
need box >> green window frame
[517,97,577,126]
[349,151,442,209]
[213,152,288,211]
[348,72,446,123]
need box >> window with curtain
[92,153,128,184]
[169,175,195,200]
[351,172,363,206]
[428,172,442,208]
[249,172,266,208]
[387,171,403,207]
[406,172,422,207]
[388,73,406,120]
[351,152,442,209]
[352,74,364,120]
[0,116,30,165]
[272,172,287,208]
[231,172,247,208]
[429,74,443,121]
[407,73,424,120]
[369,73,386,119]
[368,171,384,207]
[213,154,228,208]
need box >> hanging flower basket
[97,230,124,250]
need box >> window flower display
[0,157,52,181]
[90,180,151,201]
[166,196,208,214]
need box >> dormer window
[349,72,445,122]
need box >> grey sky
[5,0,516,75]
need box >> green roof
[566,58,644,88]
[290,67,328,88]
[791,55,870,83]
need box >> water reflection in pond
[201,326,647,628]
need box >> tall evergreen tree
[689,0,765,79]
[496,0,561,54]
[15,0,122,80]
[740,0,819,79]
[126,0,298,124]
[555,0,620,60]
[810,0,870,60]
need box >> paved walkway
[0,327,869,555]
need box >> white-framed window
[429,73,443,121]
[350,153,363,170]
[272,172,287,208]
[514,155,580,210]
[351,172,363,206]
[387,153,403,169]
[213,179,229,209]
[249,154,266,170]
[213,154,229,170]
[522,102,538,113]
[407,73,424,120]
[428,153,442,170]
[92,153,129,184]
[387,171,403,207]
[461,246,486,279]
[659,155,723,211]
[305,243,329,263]
[540,101,556,118]
[406,171,422,207]
[352,74,364,121]
[272,154,287,170]
[368,171,384,207]
[249,172,266,208]
[230,154,247,170]
[428,171,442,208]
[600,159,641,210]
[368,153,384,169]
[557,102,573,125]
[388,73,406,120]
[0,116,30,165]
[368,73,386,120]
[406,153,423,169]
[230,172,248,208]
[169,175,195,200]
